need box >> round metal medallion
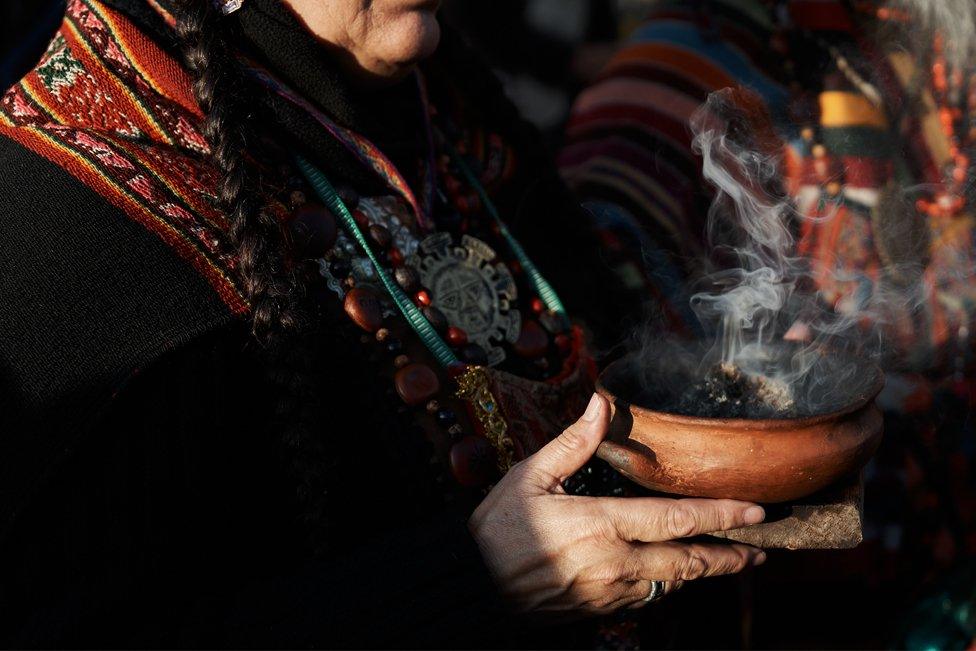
[411,233,521,366]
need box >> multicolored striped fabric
[0,0,249,315]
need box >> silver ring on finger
[642,580,666,603]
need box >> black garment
[238,0,426,188]
[0,2,634,647]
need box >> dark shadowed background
[1,1,67,90]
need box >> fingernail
[752,551,767,565]
[744,506,765,525]
[582,394,602,422]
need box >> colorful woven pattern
[0,0,247,314]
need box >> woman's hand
[469,394,767,615]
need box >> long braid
[176,0,299,344]
[175,0,332,545]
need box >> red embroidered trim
[0,0,247,314]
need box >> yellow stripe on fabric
[31,125,132,190]
[22,125,245,310]
[887,51,952,167]
[19,77,61,122]
[91,0,169,99]
[819,91,888,129]
[63,13,174,146]
[107,132,217,216]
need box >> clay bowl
[595,351,885,503]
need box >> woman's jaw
[281,0,442,85]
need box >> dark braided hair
[168,3,615,541]
[174,0,333,543]
[175,0,300,344]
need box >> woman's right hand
[469,393,767,615]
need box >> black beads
[384,337,403,355]
[394,265,421,293]
[330,259,351,279]
[436,408,457,427]
[460,343,489,366]
[377,328,402,354]
[336,185,360,210]
[422,305,448,333]
[289,204,337,259]
[368,223,392,249]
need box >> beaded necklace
[914,31,975,221]
[239,31,634,651]
[248,63,579,479]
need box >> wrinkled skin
[281,0,441,83]
[470,394,767,614]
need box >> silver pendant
[214,0,244,15]
[411,233,520,366]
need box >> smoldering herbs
[673,363,797,419]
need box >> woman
[0,0,766,646]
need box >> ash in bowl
[607,342,882,420]
[676,362,797,418]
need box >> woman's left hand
[468,394,766,615]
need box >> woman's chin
[373,14,441,78]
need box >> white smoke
[627,2,976,417]
[689,91,797,372]
[678,88,931,415]
[892,0,976,68]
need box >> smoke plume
[631,87,931,417]
[623,1,976,418]
[893,0,976,68]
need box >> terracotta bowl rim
[596,353,885,431]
